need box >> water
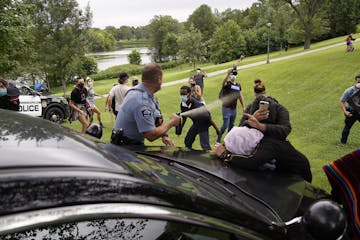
[87,47,152,71]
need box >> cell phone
[259,101,269,111]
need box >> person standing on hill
[107,72,130,117]
[217,68,245,142]
[193,67,207,93]
[339,75,360,144]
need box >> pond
[87,47,152,71]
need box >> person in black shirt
[0,78,20,111]
[179,86,220,151]
[69,76,90,134]
[217,69,245,142]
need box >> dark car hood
[0,109,122,171]
[118,146,324,222]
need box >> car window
[2,218,263,240]
[19,86,34,95]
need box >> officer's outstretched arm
[143,113,180,142]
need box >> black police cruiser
[16,83,69,123]
[0,110,349,240]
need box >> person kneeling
[214,126,312,182]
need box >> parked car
[15,82,69,123]
[0,110,348,240]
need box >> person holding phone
[239,79,291,140]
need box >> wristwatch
[220,150,232,162]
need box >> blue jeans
[184,124,211,151]
[217,107,237,142]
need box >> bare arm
[143,113,180,142]
[340,101,352,117]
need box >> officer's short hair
[355,75,360,80]
[142,63,162,83]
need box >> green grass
[62,34,360,192]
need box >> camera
[232,64,238,76]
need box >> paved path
[98,41,349,98]
[162,41,347,87]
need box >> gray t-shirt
[114,84,162,142]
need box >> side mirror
[276,200,347,240]
[301,200,347,240]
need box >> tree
[87,28,116,52]
[148,15,182,62]
[187,4,217,42]
[27,0,92,96]
[282,0,326,49]
[127,49,141,65]
[0,0,33,76]
[177,25,207,69]
[209,20,246,64]
[162,33,179,61]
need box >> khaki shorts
[70,104,88,122]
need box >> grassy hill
[63,36,360,191]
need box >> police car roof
[0,109,125,172]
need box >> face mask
[0,88,7,97]
[230,75,236,81]
[180,95,188,103]
[77,83,84,89]
[356,83,360,89]
[191,83,196,87]
[196,70,200,74]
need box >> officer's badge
[141,109,152,118]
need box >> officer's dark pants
[341,112,360,144]
[185,124,211,151]
[229,137,312,182]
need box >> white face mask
[356,83,360,89]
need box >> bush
[90,64,143,80]
[128,49,142,65]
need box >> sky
[76,0,258,29]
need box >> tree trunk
[304,24,312,50]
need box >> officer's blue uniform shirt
[114,83,162,142]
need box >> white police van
[17,83,69,123]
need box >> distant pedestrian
[345,34,356,52]
[179,85,220,151]
[188,77,205,104]
[339,75,360,144]
[107,72,130,117]
[132,78,139,87]
[193,67,207,93]
[217,68,245,142]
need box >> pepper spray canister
[175,112,182,135]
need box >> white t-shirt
[109,84,129,111]
[224,127,264,155]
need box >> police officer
[339,75,360,144]
[113,63,180,146]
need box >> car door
[18,86,42,117]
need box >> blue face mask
[0,88,7,97]
[180,95,188,103]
